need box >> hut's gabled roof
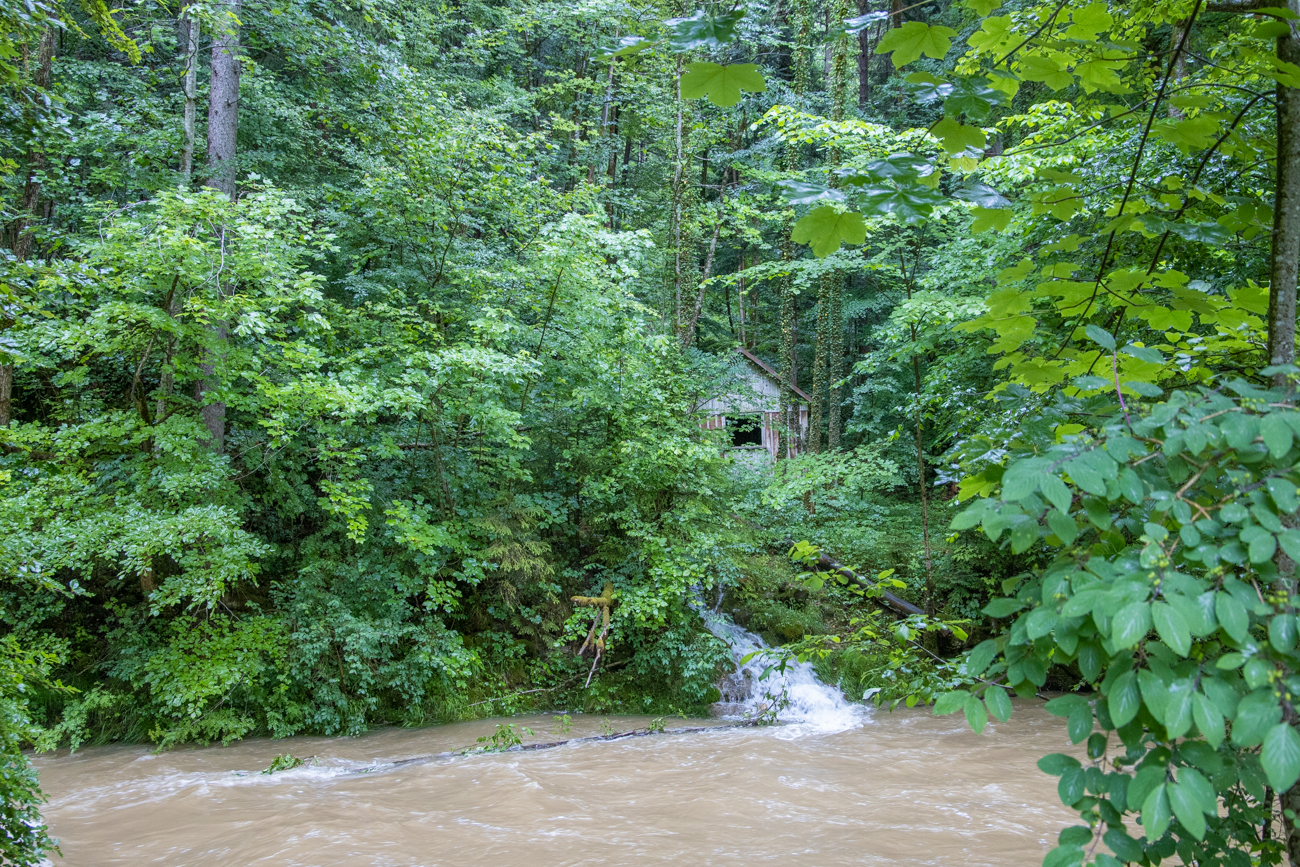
[736,347,812,403]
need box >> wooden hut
[700,348,811,459]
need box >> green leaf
[983,598,1026,618]
[1152,116,1221,153]
[1058,766,1086,805]
[1038,753,1082,775]
[1216,592,1249,642]
[1077,640,1103,681]
[1168,777,1207,840]
[664,9,744,51]
[1152,602,1191,656]
[967,639,998,675]
[1112,601,1152,648]
[1108,670,1140,726]
[1046,509,1078,544]
[1232,690,1282,747]
[954,181,1010,210]
[1067,706,1092,743]
[944,78,1007,121]
[931,118,986,154]
[843,10,889,34]
[1018,55,1074,90]
[964,693,989,733]
[594,35,656,59]
[680,62,766,108]
[791,206,867,257]
[1141,783,1172,840]
[970,206,1012,233]
[1085,324,1116,351]
[1262,723,1300,791]
[856,182,946,224]
[776,180,845,205]
[985,686,1012,722]
[933,690,969,715]
[875,21,959,67]
[1192,692,1225,748]
[1281,528,1300,561]
[1262,412,1294,458]
[1270,612,1297,652]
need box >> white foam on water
[698,608,865,737]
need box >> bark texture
[180,11,200,181]
[206,0,242,197]
[196,0,242,452]
[1270,10,1300,390]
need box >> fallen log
[779,541,951,635]
[342,720,759,776]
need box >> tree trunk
[197,0,241,452]
[826,0,852,451]
[1269,8,1300,391]
[0,364,11,428]
[778,0,813,459]
[671,58,687,334]
[1273,8,1300,863]
[809,276,829,454]
[12,28,55,261]
[681,208,723,349]
[180,10,200,181]
[207,0,241,197]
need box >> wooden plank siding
[699,349,810,460]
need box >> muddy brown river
[34,703,1078,866]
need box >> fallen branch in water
[343,720,760,776]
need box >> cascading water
[696,607,864,735]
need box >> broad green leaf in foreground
[876,21,958,68]
[792,206,867,257]
[680,62,765,107]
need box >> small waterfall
[698,608,864,735]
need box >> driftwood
[342,720,759,776]
[572,582,615,686]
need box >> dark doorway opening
[727,415,762,447]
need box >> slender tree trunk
[826,0,852,451]
[856,0,874,109]
[180,10,200,182]
[681,207,723,348]
[0,364,11,429]
[778,0,813,459]
[197,0,241,452]
[12,28,55,261]
[809,277,829,454]
[671,57,687,334]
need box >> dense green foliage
[2,0,1300,864]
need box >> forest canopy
[3,0,1300,865]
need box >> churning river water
[33,618,1079,866]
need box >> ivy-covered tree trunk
[809,278,828,454]
[826,0,853,452]
[778,0,812,459]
